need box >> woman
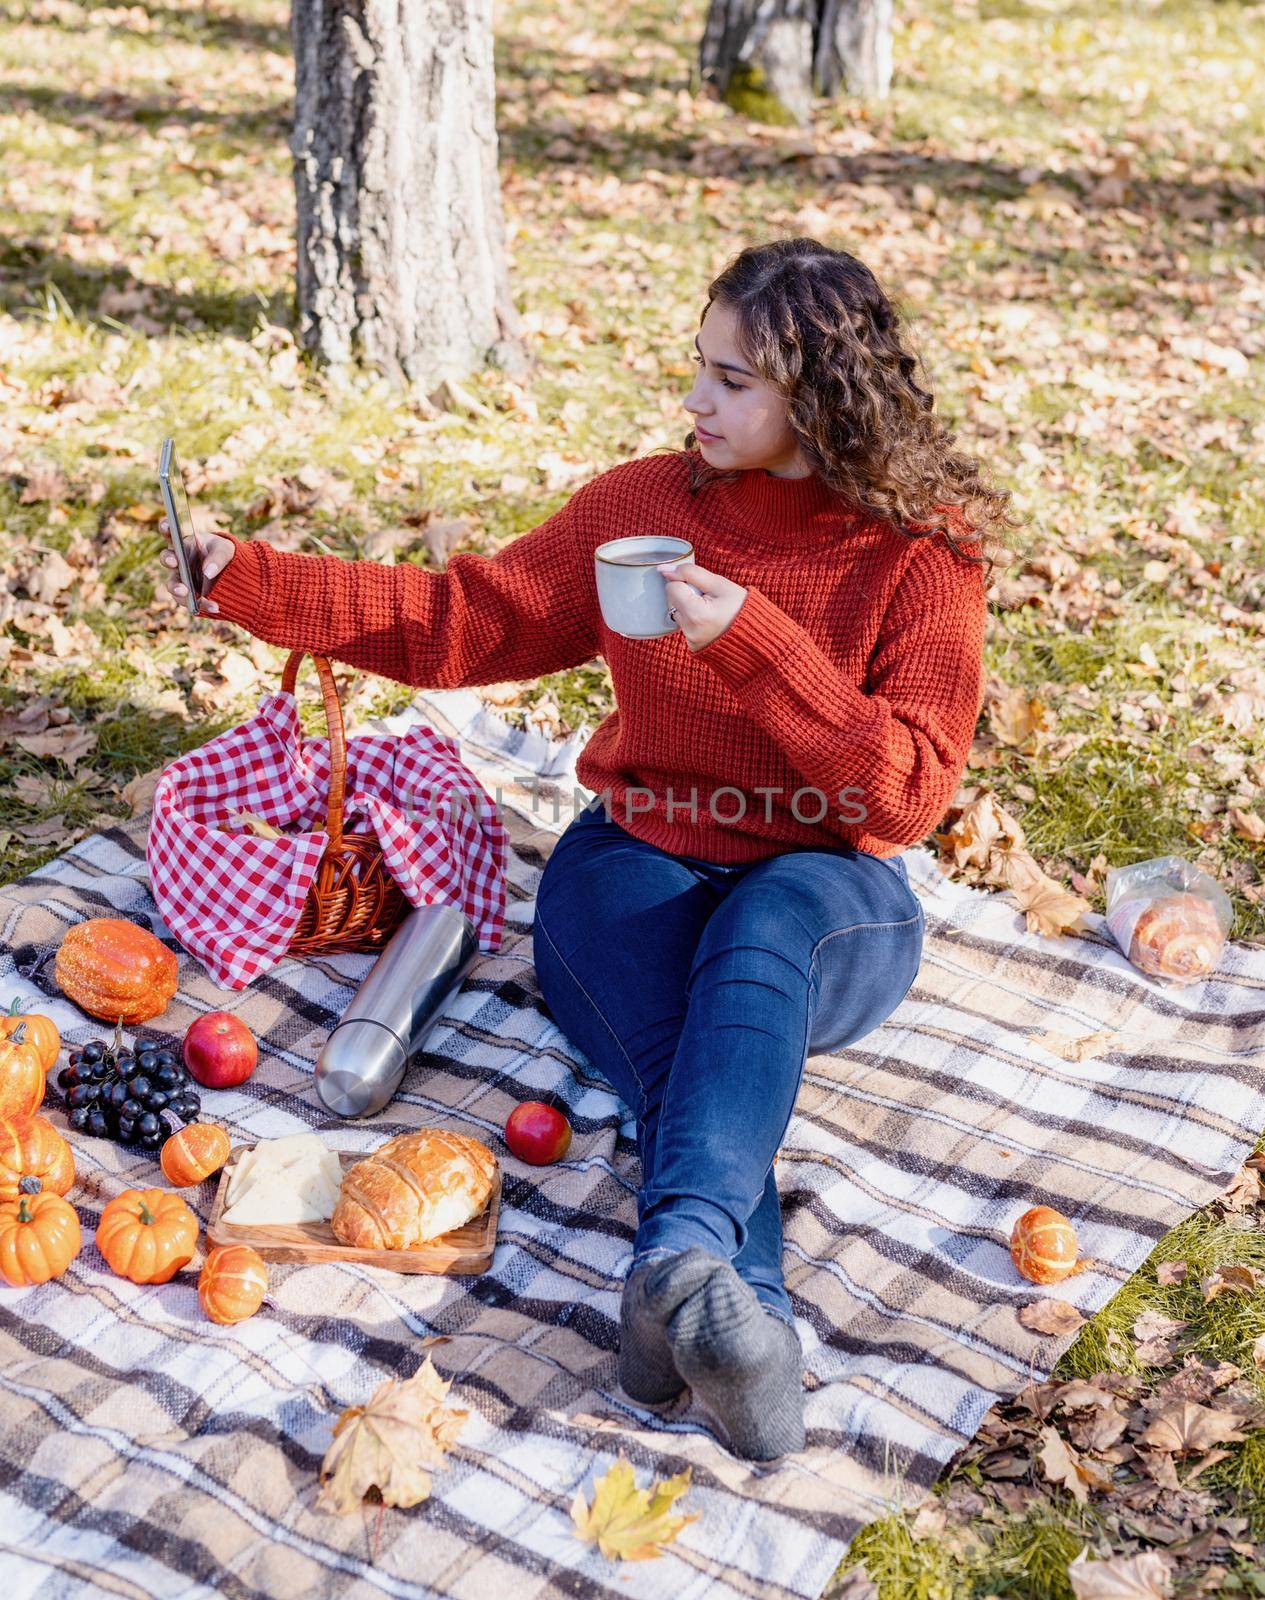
[162,236,1016,1461]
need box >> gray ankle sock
[663,1250,806,1460]
[618,1248,719,1404]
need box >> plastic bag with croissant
[1104,855,1232,985]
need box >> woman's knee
[807,914,923,1053]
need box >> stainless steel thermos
[314,904,480,1118]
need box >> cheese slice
[222,1161,342,1226]
[224,1135,335,1211]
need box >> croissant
[331,1128,497,1250]
[1129,892,1224,982]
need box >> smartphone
[158,437,206,617]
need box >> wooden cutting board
[206,1144,501,1274]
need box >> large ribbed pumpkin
[0,1022,45,1121]
[55,918,179,1024]
[0,1116,74,1205]
[1010,1205,1084,1284]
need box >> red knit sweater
[207,448,988,864]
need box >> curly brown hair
[674,237,1024,582]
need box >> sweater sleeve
[693,537,988,847]
[204,486,601,690]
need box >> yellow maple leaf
[316,1355,469,1515]
[570,1455,700,1561]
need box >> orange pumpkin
[1010,1205,1085,1284]
[0,1181,82,1286]
[0,1115,74,1205]
[0,1022,45,1121]
[55,918,179,1025]
[198,1244,269,1324]
[160,1123,231,1188]
[0,999,60,1075]
[96,1188,198,1284]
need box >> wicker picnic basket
[280,648,411,956]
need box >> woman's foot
[619,1246,806,1458]
[618,1250,710,1404]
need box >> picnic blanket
[2,686,1264,1600]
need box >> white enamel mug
[594,535,701,639]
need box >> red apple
[183,1012,258,1089]
[505,1100,572,1166]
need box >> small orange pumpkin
[55,918,179,1025]
[1010,1205,1085,1284]
[0,999,60,1075]
[160,1123,231,1188]
[0,1115,74,1205]
[96,1188,198,1284]
[198,1244,269,1324]
[0,1180,82,1286]
[0,1022,45,1121]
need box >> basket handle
[280,650,347,851]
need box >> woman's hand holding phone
[159,519,236,615]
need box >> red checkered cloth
[146,688,509,989]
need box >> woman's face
[683,298,810,478]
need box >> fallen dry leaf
[1001,853,1097,938]
[1200,1264,1262,1301]
[986,681,1051,751]
[1132,1310,1189,1346]
[1018,1299,1088,1336]
[1228,807,1265,845]
[1138,1399,1247,1454]
[570,1455,700,1562]
[121,768,163,817]
[1027,1028,1120,1063]
[1068,1544,1174,1598]
[1036,1425,1111,1503]
[18,461,70,503]
[1215,1164,1264,1213]
[1155,1261,1187,1286]
[12,723,98,773]
[316,1355,468,1515]
[934,790,1026,870]
[228,809,286,839]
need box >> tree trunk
[814,0,893,100]
[290,0,528,398]
[699,0,891,125]
[700,0,816,127]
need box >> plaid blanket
[3,687,1264,1600]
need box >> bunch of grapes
[57,1027,201,1151]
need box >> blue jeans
[531,800,925,1327]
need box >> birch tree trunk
[699,0,892,125]
[290,0,527,397]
